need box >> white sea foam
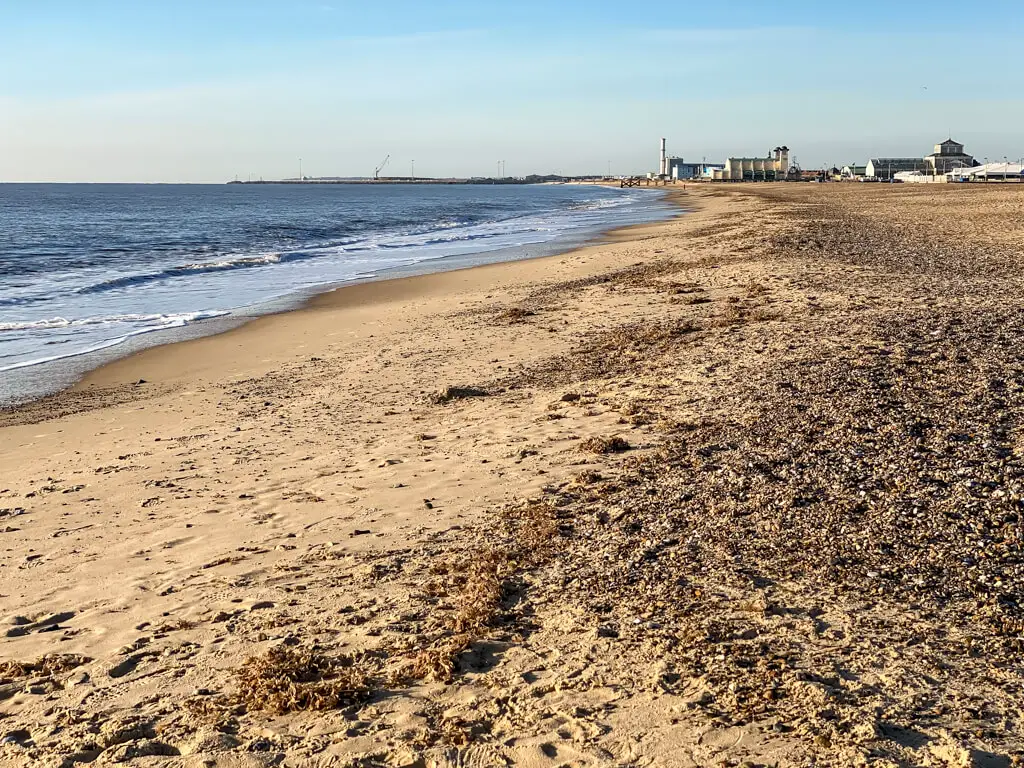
[179,253,283,270]
[0,310,230,372]
[0,312,229,332]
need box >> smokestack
[660,138,667,176]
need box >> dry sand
[1,183,1023,767]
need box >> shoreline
[0,189,682,416]
[0,187,677,411]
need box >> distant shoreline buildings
[649,136,1021,184]
[865,138,977,181]
[656,138,724,180]
[651,139,800,182]
[714,147,794,182]
[228,136,1020,186]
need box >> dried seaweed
[232,647,369,715]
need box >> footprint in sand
[107,651,159,679]
[5,611,76,637]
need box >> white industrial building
[654,138,724,180]
[711,147,791,181]
[666,158,724,179]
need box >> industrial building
[711,146,791,181]
[666,158,724,179]
[654,138,724,180]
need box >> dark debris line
[504,188,1024,763]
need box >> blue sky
[2,1,1022,181]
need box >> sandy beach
[2,183,1024,767]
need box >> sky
[2,0,1023,182]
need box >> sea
[0,183,675,406]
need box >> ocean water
[0,183,674,405]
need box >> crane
[373,155,390,180]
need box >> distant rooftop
[933,138,968,156]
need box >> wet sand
[1,183,1023,767]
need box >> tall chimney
[660,138,667,176]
